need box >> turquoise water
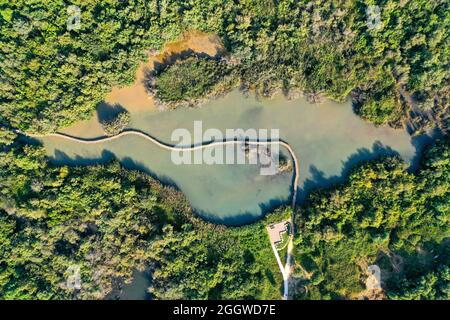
[41,91,419,225]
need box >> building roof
[267,221,289,244]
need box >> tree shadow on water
[120,156,179,190]
[50,148,289,226]
[52,149,115,166]
[51,149,181,190]
[409,128,443,172]
[194,196,287,227]
[50,139,419,227]
[299,141,400,202]
[96,102,127,123]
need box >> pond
[40,90,425,225]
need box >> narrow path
[19,128,300,299]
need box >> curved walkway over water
[19,128,299,299]
[24,129,300,209]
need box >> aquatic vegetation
[100,111,131,136]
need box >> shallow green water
[41,91,419,225]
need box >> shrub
[100,111,131,136]
[357,95,399,125]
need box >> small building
[267,221,289,246]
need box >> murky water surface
[41,91,419,225]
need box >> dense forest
[148,208,290,300]
[146,138,449,300]
[0,0,448,300]
[293,139,449,299]
[1,133,447,300]
[0,136,190,299]
[0,134,284,299]
[1,0,448,132]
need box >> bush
[100,111,131,136]
[357,95,400,125]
